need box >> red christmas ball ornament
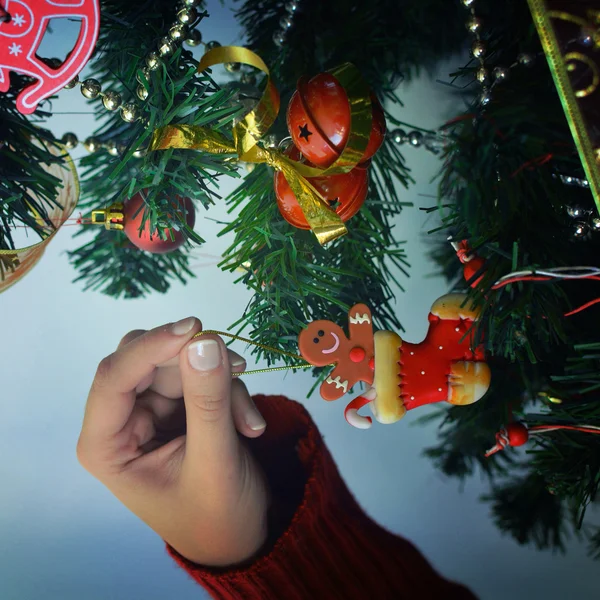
[506,421,529,447]
[287,73,386,168]
[274,146,368,229]
[123,191,196,254]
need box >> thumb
[179,334,238,468]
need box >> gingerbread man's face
[299,304,375,401]
[298,321,350,366]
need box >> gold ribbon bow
[150,46,374,245]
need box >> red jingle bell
[274,145,368,229]
[506,422,529,447]
[123,191,196,254]
[287,72,386,168]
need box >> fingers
[156,349,247,372]
[179,335,238,469]
[230,379,266,438]
[83,318,201,440]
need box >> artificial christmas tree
[1,0,598,560]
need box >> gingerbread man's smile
[321,332,340,354]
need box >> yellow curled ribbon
[0,142,79,294]
[150,46,374,245]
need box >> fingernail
[246,400,266,431]
[188,340,222,371]
[171,317,196,336]
[228,350,246,367]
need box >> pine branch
[0,83,65,250]
[68,1,243,294]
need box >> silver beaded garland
[177,7,197,25]
[132,147,147,158]
[471,41,485,59]
[240,72,257,85]
[120,102,140,123]
[273,31,286,47]
[592,218,600,231]
[280,15,293,29]
[408,131,423,147]
[169,24,187,41]
[136,85,149,101]
[205,40,221,51]
[107,141,120,156]
[158,37,175,57]
[185,29,202,46]
[183,0,199,6]
[81,78,102,99]
[493,66,508,81]
[573,221,589,238]
[461,0,475,6]
[102,90,122,111]
[467,17,481,33]
[566,205,584,218]
[136,67,151,85]
[476,66,488,83]
[145,52,161,71]
[225,62,241,73]
[391,128,407,144]
[61,133,78,149]
[579,31,594,47]
[83,137,101,153]
[480,90,492,106]
[285,0,299,12]
[63,75,79,89]
[518,53,534,67]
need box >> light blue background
[1,2,598,599]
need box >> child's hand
[76,318,270,567]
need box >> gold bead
[158,37,175,57]
[136,84,149,101]
[169,24,187,41]
[83,137,101,153]
[467,17,481,33]
[61,132,78,149]
[120,102,140,123]
[205,40,221,51]
[102,90,122,111]
[145,52,161,71]
[476,66,488,83]
[471,40,485,59]
[107,141,120,156]
[240,72,256,85]
[185,29,202,46]
[225,62,241,73]
[177,7,197,24]
[136,67,152,84]
[63,75,79,89]
[80,78,102,99]
[493,66,508,81]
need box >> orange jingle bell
[274,146,368,229]
[287,72,386,168]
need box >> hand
[76,317,270,567]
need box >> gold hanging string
[194,329,332,376]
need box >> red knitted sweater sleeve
[166,395,477,600]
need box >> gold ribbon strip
[528,0,600,214]
[0,142,79,294]
[150,46,374,245]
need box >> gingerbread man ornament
[298,303,375,401]
[299,294,492,429]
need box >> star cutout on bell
[298,123,312,142]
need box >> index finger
[82,318,202,439]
